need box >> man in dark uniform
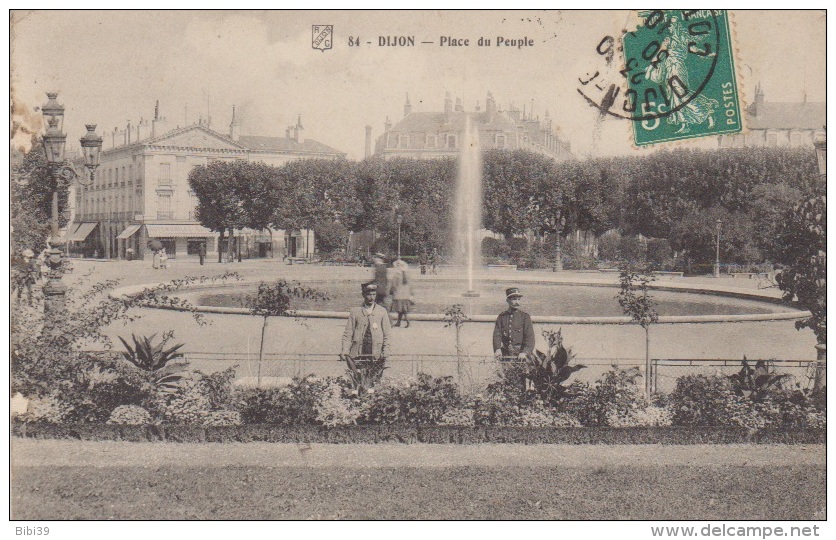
[493,287,535,362]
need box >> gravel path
[12,439,825,468]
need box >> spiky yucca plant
[117,333,187,395]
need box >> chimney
[294,114,304,143]
[365,125,372,158]
[752,83,765,116]
[126,121,132,144]
[229,105,240,141]
[384,115,392,132]
[112,127,118,149]
[151,101,167,138]
[404,93,412,117]
[454,97,463,112]
[444,92,453,120]
[486,91,496,122]
[137,118,149,141]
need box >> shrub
[314,380,360,427]
[562,368,649,427]
[236,387,296,424]
[203,410,242,427]
[526,328,585,405]
[25,394,74,423]
[161,379,211,424]
[360,374,461,425]
[438,407,476,427]
[670,374,763,428]
[194,367,238,410]
[107,405,152,425]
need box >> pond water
[192,280,786,317]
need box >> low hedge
[11,421,824,445]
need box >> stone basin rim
[110,278,810,325]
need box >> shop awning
[144,224,217,238]
[116,224,142,240]
[66,222,98,242]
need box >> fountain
[455,115,482,297]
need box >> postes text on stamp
[623,10,742,145]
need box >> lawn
[11,465,826,520]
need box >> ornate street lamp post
[813,129,826,372]
[396,212,403,260]
[713,219,722,278]
[15,92,102,317]
[546,212,566,272]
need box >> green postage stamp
[622,10,742,146]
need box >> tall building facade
[68,104,345,260]
[370,92,573,161]
[718,85,825,148]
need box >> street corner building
[67,102,345,262]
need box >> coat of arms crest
[312,25,333,51]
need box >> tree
[749,182,804,261]
[245,280,327,387]
[616,268,659,396]
[11,136,69,257]
[773,193,826,345]
[354,157,455,254]
[188,161,252,262]
[315,220,350,255]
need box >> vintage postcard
[9,9,826,528]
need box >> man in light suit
[341,282,391,362]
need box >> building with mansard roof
[718,84,825,148]
[368,92,573,161]
[68,102,345,261]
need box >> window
[128,165,133,185]
[115,168,119,185]
[398,134,410,148]
[426,134,437,148]
[495,134,507,148]
[121,166,126,186]
[108,169,112,188]
[159,163,172,186]
[446,134,457,149]
[157,193,173,219]
[767,131,778,147]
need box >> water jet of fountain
[455,115,482,297]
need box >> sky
[10,10,827,159]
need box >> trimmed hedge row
[11,421,825,445]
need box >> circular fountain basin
[115,278,810,325]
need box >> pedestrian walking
[372,253,390,307]
[391,259,414,328]
[419,249,428,275]
[198,242,206,265]
[159,248,169,269]
[429,247,439,274]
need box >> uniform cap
[505,287,523,299]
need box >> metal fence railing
[650,358,823,394]
[84,350,822,394]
